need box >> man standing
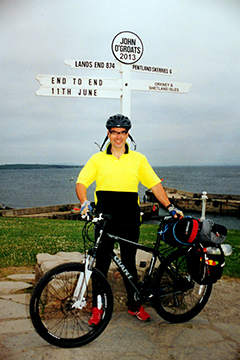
[76,114,183,325]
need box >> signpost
[36,32,192,118]
[36,75,122,98]
[131,79,192,93]
[64,59,120,71]
[36,86,122,99]
[111,31,144,65]
[131,63,178,75]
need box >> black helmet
[97,114,136,151]
[106,114,132,130]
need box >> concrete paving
[0,273,239,360]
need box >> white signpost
[36,74,122,99]
[36,32,192,118]
[111,31,144,65]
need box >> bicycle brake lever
[92,214,103,222]
[81,211,93,221]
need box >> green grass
[0,217,239,278]
[223,229,240,278]
[0,217,86,268]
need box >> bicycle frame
[106,232,163,297]
[72,214,170,308]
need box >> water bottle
[204,245,233,256]
[221,244,233,256]
[204,247,221,255]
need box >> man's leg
[119,225,151,321]
[119,225,139,307]
[88,228,115,326]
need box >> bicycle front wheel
[30,262,113,348]
[152,248,212,323]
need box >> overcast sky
[1,0,239,166]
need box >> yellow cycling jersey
[76,143,161,194]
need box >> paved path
[0,273,239,360]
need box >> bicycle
[30,213,215,348]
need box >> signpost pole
[120,64,131,118]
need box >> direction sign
[64,59,177,76]
[64,59,120,71]
[131,79,192,93]
[131,64,178,76]
[36,86,122,99]
[36,75,121,89]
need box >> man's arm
[76,183,88,203]
[151,182,171,208]
[76,183,93,215]
[151,182,184,218]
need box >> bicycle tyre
[30,262,113,348]
[152,248,212,323]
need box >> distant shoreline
[0,164,81,170]
[1,164,240,170]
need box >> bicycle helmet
[106,114,132,130]
[97,114,137,151]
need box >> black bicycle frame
[87,214,168,300]
[103,230,163,298]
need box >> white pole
[120,64,131,118]
[200,191,208,221]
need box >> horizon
[1,163,240,168]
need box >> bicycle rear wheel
[152,248,212,323]
[30,262,113,348]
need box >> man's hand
[80,201,93,216]
[167,204,184,218]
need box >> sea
[0,165,240,229]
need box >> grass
[0,217,85,268]
[0,217,239,278]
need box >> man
[76,114,183,325]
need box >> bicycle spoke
[30,263,113,347]
[153,248,212,322]
[38,273,84,337]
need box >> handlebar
[81,212,112,223]
[82,211,173,224]
[93,213,112,222]
[151,215,172,221]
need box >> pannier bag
[162,217,199,246]
[187,244,225,284]
[198,219,227,244]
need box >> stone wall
[35,250,154,312]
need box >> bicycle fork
[71,227,105,309]
[71,254,93,309]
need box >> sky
[1,0,240,166]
